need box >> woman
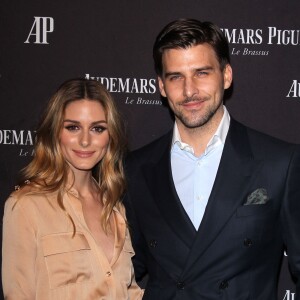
[2,79,143,299]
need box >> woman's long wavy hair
[18,78,127,232]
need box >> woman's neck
[68,170,98,200]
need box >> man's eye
[170,75,182,81]
[196,71,208,76]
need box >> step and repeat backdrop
[0,0,299,299]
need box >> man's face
[158,44,232,130]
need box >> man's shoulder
[126,130,172,165]
[232,118,297,155]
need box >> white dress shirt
[171,106,230,229]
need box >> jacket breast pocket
[235,202,277,241]
[236,202,273,217]
[42,232,93,289]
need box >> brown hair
[153,18,230,76]
[18,78,127,232]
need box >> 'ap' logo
[24,17,54,44]
[283,290,296,300]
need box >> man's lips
[180,100,205,109]
[73,150,95,158]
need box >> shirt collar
[66,181,122,214]
[171,105,230,154]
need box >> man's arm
[281,145,300,298]
[123,192,148,283]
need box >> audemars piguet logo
[268,27,300,45]
[24,17,54,44]
[286,80,300,98]
[0,130,34,145]
[221,26,300,57]
[221,28,263,44]
[0,130,36,157]
[85,74,162,106]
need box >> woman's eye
[65,125,79,131]
[93,126,107,133]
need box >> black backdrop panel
[1,1,299,299]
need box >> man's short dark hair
[153,18,230,76]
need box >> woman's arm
[2,196,37,299]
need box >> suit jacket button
[244,238,253,247]
[176,282,185,289]
[219,280,228,290]
[149,239,157,247]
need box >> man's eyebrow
[164,66,214,78]
[194,66,214,72]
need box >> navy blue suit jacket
[124,119,300,300]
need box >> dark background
[1,1,299,299]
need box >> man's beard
[174,96,221,129]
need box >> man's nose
[183,77,199,98]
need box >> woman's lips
[73,150,95,158]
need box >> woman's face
[59,99,110,174]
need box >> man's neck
[176,109,224,157]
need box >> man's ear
[158,77,167,97]
[223,64,233,90]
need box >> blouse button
[106,271,112,277]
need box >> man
[124,19,300,299]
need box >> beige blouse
[2,187,143,300]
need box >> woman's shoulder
[5,183,57,211]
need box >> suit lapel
[182,119,262,274]
[142,135,197,248]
